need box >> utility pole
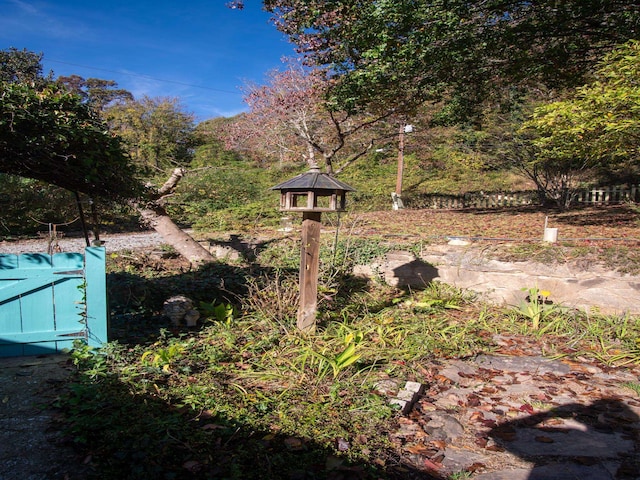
[393,123,413,210]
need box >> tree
[260,0,640,119]
[57,75,134,111]
[0,81,141,200]
[105,96,197,173]
[103,97,216,262]
[228,62,397,173]
[523,40,640,190]
[0,47,50,84]
[0,48,213,262]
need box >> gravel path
[0,231,165,255]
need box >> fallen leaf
[406,444,434,455]
[423,458,443,472]
[336,437,350,451]
[520,403,535,414]
[467,394,482,407]
[534,436,555,443]
[486,442,506,452]
[481,419,497,428]
[434,374,452,384]
[469,411,485,422]
[182,460,202,472]
[428,439,447,450]
[354,434,368,444]
[284,437,305,451]
[467,462,486,473]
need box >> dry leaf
[467,462,486,473]
[469,411,485,422]
[519,403,535,414]
[423,458,443,472]
[182,460,202,472]
[405,443,434,455]
[284,437,305,451]
[428,439,447,450]
[475,437,488,448]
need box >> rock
[355,247,640,314]
[423,412,465,442]
[163,295,198,326]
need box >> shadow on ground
[488,398,640,480]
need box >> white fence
[406,185,639,210]
[574,185,638,204]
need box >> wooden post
[298,212,322,332]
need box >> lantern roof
[270,167,356,192]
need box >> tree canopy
[105,96,197,173]
[262,0,640,118]
[57,75,134,111]
[0,47,50,84]
[0,47,142,199]
[0,80,141,200]
[523,40,640,186]
[229,62,398,172]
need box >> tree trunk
[134,168,215,264]
[136,203,214,264]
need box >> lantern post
[270,167,355,331]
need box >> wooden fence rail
[405,185,639,210]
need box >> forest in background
[2,1,639,239]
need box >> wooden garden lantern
[270,167,355,331]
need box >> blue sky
[1,0,297,121]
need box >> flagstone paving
[390,337,640,479]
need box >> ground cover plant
[60,204,640,479]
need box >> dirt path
[0,355,91,480]
[0,231,164,255]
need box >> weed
[622,382,640,397]
[449,471,473,480]
[141,340,187,373]
[516,287,563,331]
[200,300,236,325]
[241,271,298,331]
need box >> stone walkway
[390,338,640,479]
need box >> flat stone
[475,355,572,375]
[503,428,634,458]
[475,463,618,480]
[441,447,490,473]
[404,381,423,393]
[423,412,465,442]
[439,360,481,386]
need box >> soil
[0,355,92,480]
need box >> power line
[46,58,242,95]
